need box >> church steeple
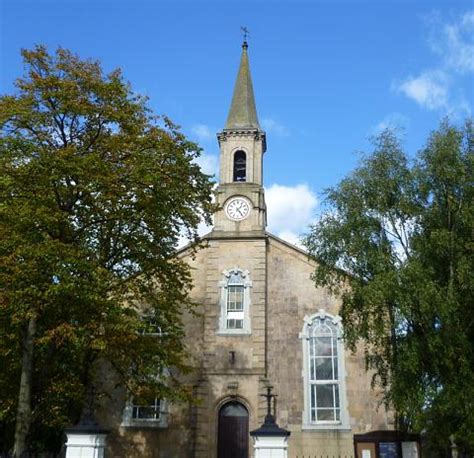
[225,42,261,131]
[213,40,267,236]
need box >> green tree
[0,46,214,455]
[304,121,474,453]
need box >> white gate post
[64,402,109,458]
[64,427,108,458]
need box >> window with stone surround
[300,309,350,430]
[121,397,169,428]
[218,268,252,334]
[133,397,161,420]
[121,347,170,428]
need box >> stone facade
[101,41,392,457]
[102,236,391,457]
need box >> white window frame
[122,323,169,428]
[139,314,166,337]
[121,397,169,429]
[217,267,252,335]
[300,309,350,430]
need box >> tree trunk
[13,315,37,457]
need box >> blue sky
[1,0,473,244]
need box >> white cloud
[194,152,219,177]
[429,10,474,73]
[394,70,449,110]
[265,183,318,245]
[261,117,290,137]
[372,112,409,135]
[394,10,473,114]
[276,230,305,249]
[191,124,213,141]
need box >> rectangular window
[218,269,251,335]
[226,318,244,329]
[227,286,244,311]
[132,398,161,421]
[226,285,244,329]
[309,323,341,423]
[309,384,340,422]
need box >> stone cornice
[217,129,267,152]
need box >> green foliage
[0,46,214,451]
[304,121,474,451]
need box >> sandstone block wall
[103,234,391,457]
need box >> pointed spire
[225,41,261,130]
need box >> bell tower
[212,41,267,236]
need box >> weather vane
[241,26,250,42]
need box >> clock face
[225,197,251,221]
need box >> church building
[107,41,395,458]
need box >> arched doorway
[217,401,249,458]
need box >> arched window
[218,268,252,334]
[233,150,246,182]
[300,310,349,429]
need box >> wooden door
[217,402,249,458]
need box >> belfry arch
[233,150,247,182]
